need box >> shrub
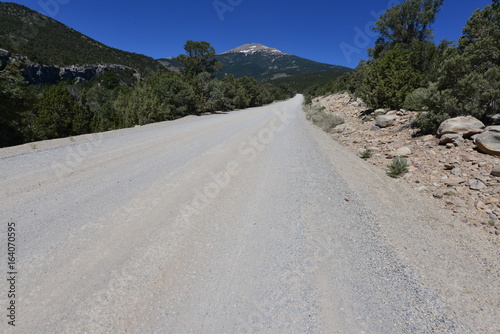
[305,105,344,132]
[359,149,373,159]
[403,87,432,110]
[318,113,345,132]
[387,156,409,178]
[415,110,450,134]
[358,46,423,109]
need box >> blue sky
[6,0,492,68]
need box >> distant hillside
[158,43,352,84]
[0,2,162,75]
[271,69,351,92]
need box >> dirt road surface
[1,95,498,333]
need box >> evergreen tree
[28,85,90,140]
[371,0,443,76]
[0,62,32,147]
[373,0,443,50]
[176,41,222,77]
[360,46,423,109]
[414,0,500,132]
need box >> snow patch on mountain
[221,43,288,55]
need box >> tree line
[306,0,499,134]
[0,41,294,148]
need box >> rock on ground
[375,115,397,128]
[437,116,485,137]
[310,93,500,240]
[476,126,500,156]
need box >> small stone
[461,154,478,162]
[394,147,412,157]
[446,143,455,149]
[444,163,454,170]
[443,188,457,196]
[370,124,381,131]
[451,167,462,175]
[491,165,500,177]
[440,134,463,145]
[475,201,486,209]
[485,197,500,205]
[443,177,466,186]
[433,191,444,199]
[478,162,487,168]
[469,179,487,190]
[422,135,435,142]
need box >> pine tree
[176,41,222,77]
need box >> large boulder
[375,115,397,128]
[476,126,500,156]
[437,116,485,138]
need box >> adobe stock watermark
[37,0,71,18]
[179,106,295,221]
[339,0,400,65]
[51,133,104,180]
[213,0,243,21]
[235,232,334,332]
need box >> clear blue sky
[6,0,492,68]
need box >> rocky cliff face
[1,50,140,84]
[23,63,137,84]
[0,49,9,71]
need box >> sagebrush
[304,104,344,133]
[387,156,409,178]
[359,149,373,159]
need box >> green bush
[414,111,450,135]
[387,156,409,178]
[27,86,91,140]
[359,149,373,159]
[403,87,432,110]
[359,46,423,109]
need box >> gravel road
[1,95,498,333]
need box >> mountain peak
[221,43,286,55]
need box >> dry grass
[304,104,344,133]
